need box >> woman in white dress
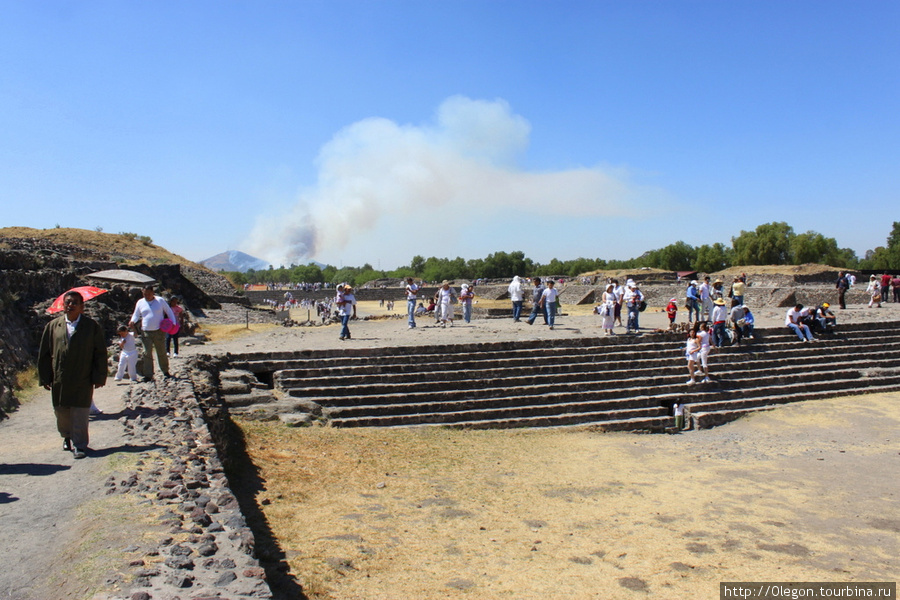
[600,283,616,335]
[437,280,457,327]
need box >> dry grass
[237,393,900,599]
[201,322,279,343]
[0,226,203,269]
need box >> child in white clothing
[115,325,139,382]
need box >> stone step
[322,369,900,429]
[279,348,900,400]
[229,321,900,374]
[273,339,900,390]
[689,377,900,428]
[330,404,671,429]
[322,365,880,418]
[294,356,895,409]
[218,319,900,431]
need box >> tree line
[222,221,900,288]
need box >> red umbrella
[46,286,109,314]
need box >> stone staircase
[218,320,900,432]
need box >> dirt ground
[239,392,899,599]
[2,295,898,600]
[211,299,900,600]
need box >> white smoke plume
[245,95,662,268]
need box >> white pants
[116,349,139,381]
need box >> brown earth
[238,391,899,599]
[0,227,200,268]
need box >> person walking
[508,276,524,322]
[459,283,475,323]
[114,325,139,383]
[405,277,419,329]
[526,278,548,325]
[540,279,561,330]
[336,284,357,340]
[165,296,184,358]
[38,290,107,459]
[696,321,712,382]
[437,280,457,327]
[129,284,178,380]
[866,275,882,308]
[612,279,624,327]
[623,281,644,334]
[686,280,700,323]
[685,327,701,386]
[880,272,892,303]
[600,283,616,335]
[835,271,849,310]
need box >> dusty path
[0,379,133,600]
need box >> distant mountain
[201,251,270,273]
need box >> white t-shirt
[338,293,356,316]
[119,332,137,353]
[785,308,802,326]
[697,329,711,350]
[131,297,176,331]
[405,283,418,300]
[541,287,559,305]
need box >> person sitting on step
[785,304,815,342]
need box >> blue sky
[2,1,898,270]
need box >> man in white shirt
[785,304,814,342]
[129,284,177,380]
[539,279,560,330]
[699,277,713,321]
[405,278,419,329]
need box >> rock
[215,571,238,586]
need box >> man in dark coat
[38,290,107,459]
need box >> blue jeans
[713,322,727,346]
[407,299,416,327]
[545,302,557,327]
[463,302,472,323]
[687,298,700,322]
[512,301,523,321]
[340,314,351,338]
[527,303,547,324]
[788,323,813,341]
[627,305,640,331]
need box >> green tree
[694,243,732,273]
[653,241,696,271]
[790,231,841,265]
[732,222,794,265]
[409,255,426,276]
[885,221,900,269]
